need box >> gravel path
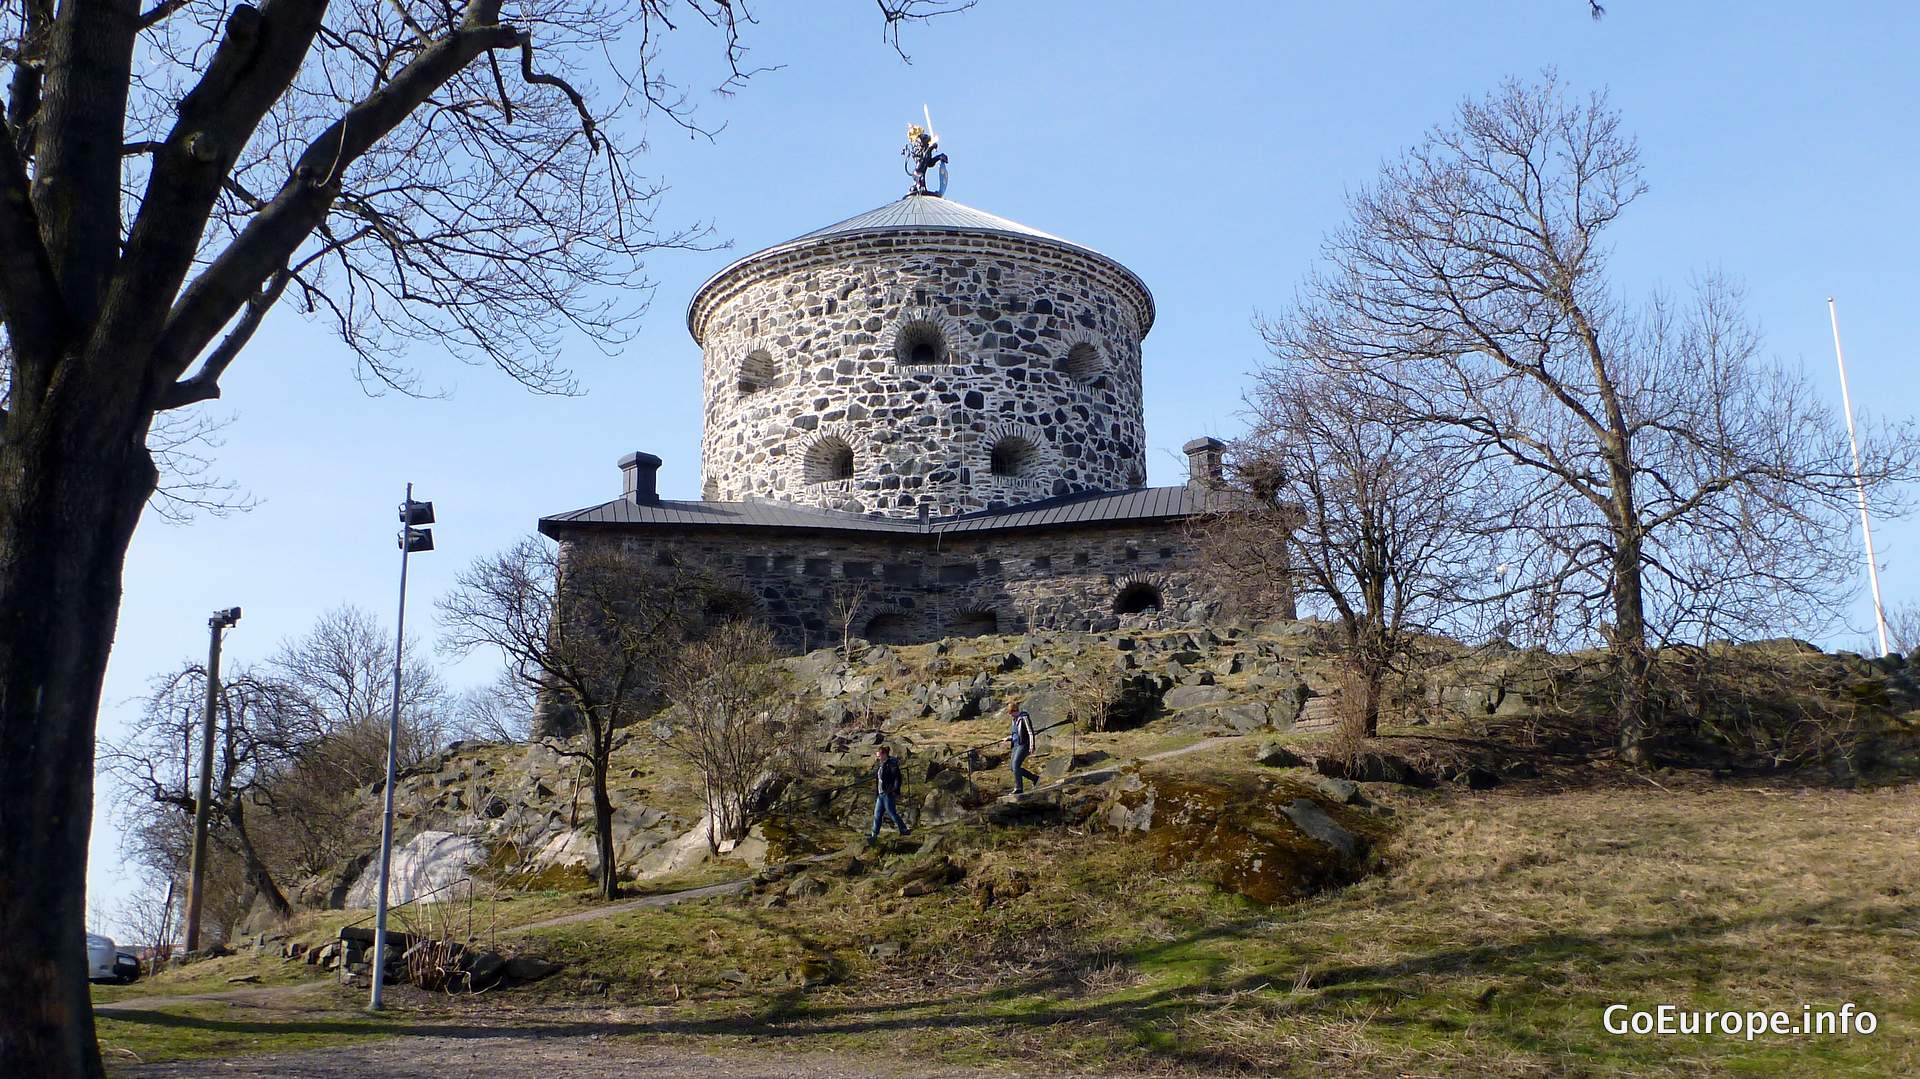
[519,877,755,930]
[119,1032,1012,1077]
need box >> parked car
[85,933,120,982]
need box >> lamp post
[369,485,434,1010]
[182,606,241,954]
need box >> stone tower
[687,191,1155,517]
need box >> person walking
[869,745,910,840]
[1007,700,1040,795]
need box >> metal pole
[369,482,412,1010]
[181,614,226,953]
[1827,299,1891,656]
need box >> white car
[86,933,120,982]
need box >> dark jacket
[1010,710,1035,753]
[875,755,903,796]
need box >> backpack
[878,755,902,795]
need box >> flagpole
[1827,297,1891,656]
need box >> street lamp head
[210,606,242,629]
[400,527,434,554]
[399,499,435,527]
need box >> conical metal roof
[688,194,1152,340]
[781,194,1071,247]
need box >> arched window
[862,612,914,645]
[738,349,774,394]
[990,435,1038,478]
[803,436,855,484]
[1061,341,1103,381]
[951,610,999,637]
[1113,582,1163,615]
[896,321,946,366]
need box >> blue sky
[86,1,1919,916]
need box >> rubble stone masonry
[689,229,1154,517]
[565,524,1206,653]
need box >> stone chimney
[618,452,663,504]
[1182,437,1226,489]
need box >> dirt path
[117,1032,1018,1078]
[94,981,327,1013]
[519,877,756,930]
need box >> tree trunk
[590,753,617,901]
[1359,668,1383,739]
[1612,534,1654,766]
[0,382,157,1079]
[225,801,293,922]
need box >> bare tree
[1886,601,1920,659]
[273,605,451,774]
[108,878,179,974]
[1264,74,1915,762]
[829,579,874,661]
[1206,368,1494,737]
[1057,653,1122,735]
[439,538,726,899]
[253,606,452,879]
[453,673,536,744]
[102,663,312,933]
[0,4,967,1069]
[658,620,807,852]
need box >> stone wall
[557,522,1214,652]
[690,230,1152,518]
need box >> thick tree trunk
[0,383,157,1079]
[1358,669,1383,739]
[1612,536,1654,766]
[225,802,293,922]
[590,754,617,901]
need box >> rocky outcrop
[344,831,483,908]
[785,623,1334,743]
[1096,771,1377,904]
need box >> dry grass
[97,778,1920,1075]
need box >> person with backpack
[1007,700,1040,795]
[869,745,910,840]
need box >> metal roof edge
[686,211,1155,343]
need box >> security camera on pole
[369,486,433,1010]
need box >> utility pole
[182,606,241,953]
[369,485,434,1010]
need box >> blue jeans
[870,791,909,837]
[1011,743,1040,793]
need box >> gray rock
[503,955,563,982]
[1306,775,1363,804]
[1253,742,1306,768]
[918,785,972,826]
[344,831,482,908]
[1282,799,1362,859]
[1164,684,1234,711]
[786,873,829,898]
[462,950,506,988]
[1313,752,1426,786]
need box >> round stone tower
[687,190,1155,517]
